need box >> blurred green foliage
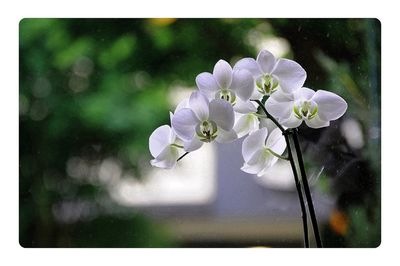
[19,18,380,247]
[19,18,258,247]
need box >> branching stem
[174,100,322,248]
[292,128,323,248]
[267,148,289,161]
[255,100,309,248]
[283,130,310,247]
[252,99,285,133]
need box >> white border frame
[2,0,397,265]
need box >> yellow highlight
[148,18,177,26]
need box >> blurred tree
[19,18,257,247]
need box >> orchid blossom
[265,87,348,128]
[195,60,254,108]
[241,127,287,177]
[149,125,181,169]
[232,99,261,138]
[234,49,306,96]
[171,91,237,145]
[149,48,348,248]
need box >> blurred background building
[19,18,380,247]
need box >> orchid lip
[294,100,318,120]
[256,74,279,95]
[216,90,236,105]
[196,120,218,142]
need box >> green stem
[291,129,323,248]
[255,100,309,248]
[284,130,309,248]
[254,113,269,119]
[267,148,289,161]
[171,143,184,149]
[252,99,285,133]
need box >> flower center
[256,74,279,95]
[293,100,318,120]
[216,90,236,105]
[195,120,218,142]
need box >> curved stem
[177,152,189,162]
[292,129,323,248]
[267,148,289,161]
[254,113,269,119]
[252,99,285,133]
[284,131,309,248]
[255,100,309,247]
[171,144,184,149]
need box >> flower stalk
[291,128,323,247]
[255,100,310,247]
[283,130,309,248]
[253,99,285,133]
[150,48,347,248]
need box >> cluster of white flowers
[149,49,347,173]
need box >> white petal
[241,163,263,175]
[292,87,314,101]
[209,99,234,131]
[312,90,348,121]
[189,91,210,121]
[265,94,293,120]
[272,58,307,93]
[305,114,330,128]
[242,127,268,162]
[233,113,260,138]
[233,98,258,114]
[183,136,204,152]
[149,125,175,158]
[196,72,219,96]
[250,88,263,100]
[213,59,233,89]
[270,89,295,102]
[230,69,254,101]
[256,50,277,74]
[256,156,278,177]
[150,146,179,169]
[171,108,198,141]
[233,57,262,77]
[174,98,189,113]
[216,128,238,143]
[265,128,286,155]
[169,111,174,124]
[259,117,288,132]
[241,149,269,175]
[280,112,303,128]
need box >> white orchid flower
[149,125,181,169]
[232,100,261,138]
[234,49,307,96]
[241,127,287,177]
[170,100,204,152]
[259,117,285,133]
[171,91,237,144]
[195,59,254,107]
[265,87,348,129]
[233,112,260,138]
